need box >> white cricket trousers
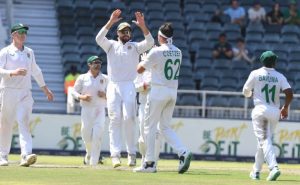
[81,106,105,165]
[251,104,280,172]
[144,85,187,162]
[0,88,34,156]
[107,81,136,157]
[138,99,162,161]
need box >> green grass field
[0,155,299,185]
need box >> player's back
[251,67,289,108]
[150,44,182,89]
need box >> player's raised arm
[105,9,123,30]
[95,9,122,52]
[133,11,154,54]
[132,11,149,36]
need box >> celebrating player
[134,54,162,166]
[71,56,108,166]
[134,23,192,173]
[95,9,154,167]
[0,23,54,167]
[243,51,293,181]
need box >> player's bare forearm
[283,88,293,108]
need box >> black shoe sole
[178,153,192,174]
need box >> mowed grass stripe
[0,155,299,185]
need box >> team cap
[259,51,278,64]
[87,56,102,64]
[117,22,131,31]
[11,23,29,33]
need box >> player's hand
[41,86,54,101]
[140,53,147,62]
[144,82,150,91]
[109,9,122,24]
[80,94,92,102]
[45,89,54,101]
[97,91,106,99]
[280,106,289,119]
[132,11,145,28]
[10,68,27,76]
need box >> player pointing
[134,23,192,173]
[95,9,154,167]
[243,51,293,181]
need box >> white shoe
[112,157,121,168]
[20,154,37,167]
[133,161,156,173]
[178,151,192,174]
[128,154,136,167]
[249,171,260,180]
[266,166,281,181]
[0,155,8,166]
[83,154,90,165]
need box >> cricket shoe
[249,171,260,180]
[133,161,156,173]
[127,154,136,167]
[0,155,8,166]
[112,156,121,168]
[266,166,281,181]
[20,154,37,167]
[98,155,104,165]
[178,151,192,174]
[83,154,90,165]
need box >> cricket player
[134,60,162,166]
[243,51,293,181]
[0,23,54,167]
[71,56,108,166]
[95,9,154,167]
[134,23,192,173]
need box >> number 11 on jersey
[261,84,276,103]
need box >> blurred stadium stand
[14,0,66,113]
[0,0,299,119]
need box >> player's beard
[119,35,130,44]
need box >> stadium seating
[51,0,300,115]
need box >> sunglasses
[119,30,131,35]
[91,61,102,65]
[17,30,27,35]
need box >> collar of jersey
[262,67,275,70]
[9,43,25,52]
[87,71,101,78]
[118,40,132,45]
